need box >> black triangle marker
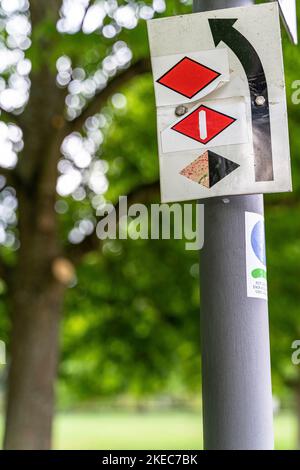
[208,150,240,188]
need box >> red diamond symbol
[157,57,221,99]
[172,105,236,145]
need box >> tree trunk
[3,0,67,444]
[4,279,64,449]
[3,175,65,448]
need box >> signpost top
[278,0,298,45]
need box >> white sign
[147,2,292,203]
[245,212,268,301]
[278,0,298,44]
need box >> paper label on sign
[161,97,248,153]
[245,211,268,301]
[152,49,230,106]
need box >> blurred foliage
[60,236,200,402]
[59,1,300,404]
[0,0,300,409]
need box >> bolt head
[175,105,188,117]
[255,95,266,106]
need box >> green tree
[0,0,190,449]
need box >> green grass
[0,410,298,449]
[54,411,203,450]
[274,411,298,450]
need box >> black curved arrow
[209,18,274,182]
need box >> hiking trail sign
[147,2,292,203]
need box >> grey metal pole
[194,0,274,450]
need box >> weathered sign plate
[147,3,292,203]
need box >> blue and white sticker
[245,211,268,300]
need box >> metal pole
[194,0,274,450]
